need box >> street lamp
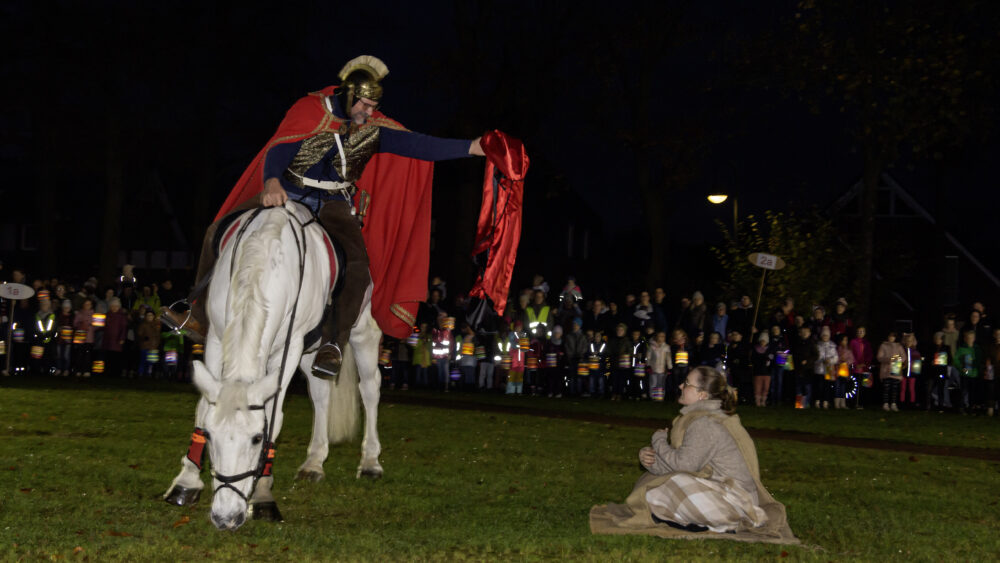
[707,193,738,244]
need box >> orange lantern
[30,345,45,359]
[837,362,850,378]
[91,313,106,328]
[73,330,86,345]
[92,360,105,373]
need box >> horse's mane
[213,381,250,423]
[222,210,288,382]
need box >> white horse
[162,201,384,530]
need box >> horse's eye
[251,434,263,445]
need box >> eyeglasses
[680,381,702,390]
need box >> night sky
[2,1,998,297]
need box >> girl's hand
[639,447,656,468]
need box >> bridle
[194,204,312,504]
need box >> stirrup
[311,342,342,381]
[161,300,192,334]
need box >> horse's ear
[192,360,221,403]
[248,372,280,405]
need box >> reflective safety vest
[526,306,551,335]
[35,312,57,344]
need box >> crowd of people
[381,275,999,415]
[0,267,194,380]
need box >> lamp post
[707,194,738,245]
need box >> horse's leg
[163,396,210,505]
[352,306,383,478]
[296,349,328,482]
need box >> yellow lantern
[577,364,590,376]
[675,350,689,366]
[837,362,850,378]
[461,343,475,356]
[60,327,73,342]
[30,345,44,359]
[92,360,105,373]
[91,313,106,328]
[73,330,86,345]
[518,337,530,350]
[443,316,455,330]
[192,343,204,356]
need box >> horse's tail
[328,341,360,444]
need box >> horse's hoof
[248,501,283,522]
[164,485,201,506]
[295,469,324,482]
[357,467,384,480]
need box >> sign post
[747,253,786,334]
[1,283,35,376]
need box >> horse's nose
[211,510,246,530]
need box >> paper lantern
[0,341,5,355]
[784,353,794,370]
[588,355,600,370]
[633,363,646,377]
[934,352,948,366]
[650,387,665,401]
[775,351,788,366]
[406,333,419,347]
[378,349,391,366]
[461,343,475,356]
[837,362,850,378]
[577,364,590,376]
[449,366,461,380]
[60,327,73,342]
[890,355,903,376]
[824,364,836,381]
[145,350,160,363]
[674,351,689,366]
[518,337,530,350]
[911,359,922,375]
[73,330,86,344]
[618,355,632,369]
[526,356,539,370]
[91,313,106,328]
[165,351,178,365]
[192,343,204,356]
[443,317,455,330]
[30,345,44,359]
[501,353,512,370]
[795,394,805,409]
[37,290,50,301]
[92,360,105,373]
[475,346,486,359]
[861,373,873,388]
[12,328,25,343]
[544,352,558,368]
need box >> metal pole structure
[732,196,739,247]
[749,268,766,335]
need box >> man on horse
[162,55,485,379]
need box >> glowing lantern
[545,352,558,368]
[12,328,25,343]
[30,345,44,359]
[145,350,160,363]
[60,327,73,342]
[650,388,665,401]
[165,351,178,365]
[73,330,86,344]
[379,349,391,366]
[443,317,455,330]
[911,359,922,375]
[526,356,539,370]
[784,353,794,370]
[588,355,600,370]
[500,353,512,369]
[461,343,475,356]
[450,366,461,380]
[890,355,903,376]
[92,360,105,373]
[861,374,873,388]
[618,355,632,369]
[192,343,204,356]
[0,341,5,355]
[577,364,590,376]
[475,346,486,359]
[795,394,805,409]
[518,337,530,351]
[824,364,836,381]
[934,352,948,366]
[406,333,419,347]
[633,363,646,377]
[91,313,106,328]
[837,362,850,378]
[675,351,689,366]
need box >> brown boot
[160,307,205,344]
[311,343,342,380]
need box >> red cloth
[469,130,528,315]
[215,86,434,338]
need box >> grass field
[2,376,999,561]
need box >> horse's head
[192,361,278,530]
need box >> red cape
[469,130,528,315]
[216,86,433,338]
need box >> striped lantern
[30,345,45,359]
[443,317,455,330]
[73,330,86,345]
[92,360,105,373]
[544,352,558,368]
[60,327,73,342]
[577,363,590,376]
[674,350,689,366]
[192,343,204,356]
[450,366,461,380]
[461,343,475,356]
[37,290,50,301]
[91,313,106,328]
[13,328,25,343]
[633,363,646,377]
[165,351,178,365]
[518,337,530,351]
[379,348,391,366]
[0,341,5,355]
[406,333,419,347]
[474,346,486,360]
[617,355,631,369]
[588,355,600,370]
[145,350,160,363]
[526,355,539,370]
[500,352,512,370]
[650,387,665,401]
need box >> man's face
[654,288,665,302]
[350,97,378,124]
[593,300,604,313]
[639,292,650,305]
[741,296,751,307]
[532,291,544,305]
[12,270,24,283]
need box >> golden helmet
[338,55,389,109]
